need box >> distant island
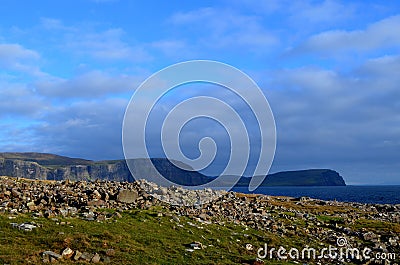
[234,169,346,187]
[0,152,346,187]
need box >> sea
[231,185,400,205]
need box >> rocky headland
[0,152,346,187]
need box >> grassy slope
[1,201,399,264]
[0,207,317,265]
[2,208,395,265]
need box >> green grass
[3,206,392,264]
[352,218,400,234]
[0,209,303,265]
[316,215,345,224]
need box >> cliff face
[0,154,210,185]
[0,158,132,182]
[0,159,50,180]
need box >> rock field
[1,176,400,264]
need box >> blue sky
[0,1,399,184]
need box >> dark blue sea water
[231,186,400,205]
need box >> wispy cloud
[65,28,150,61]
[0,82,46,117]
[40,18,151,62]
[35,70,141,98]
[169,7,278,51]
[293,15,400,54]
[0,43,44,76]
[289,0,356,24]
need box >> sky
[0,0,399,184]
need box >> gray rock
[80,252,94,261]
[105,248,115,257]
[91,253,101,263]
[102,256,111,263]
[363,231,378,241]
[116,189,138,203]
[62,247,74,259]
[74,250,82,260]
[189,241,203,250]
[42,251,62,260]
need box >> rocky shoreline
[1,176,399,264]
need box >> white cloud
[0,43,43,76]
[40,18,74,31]
[0,44,39,61]
[296,15,400,53]
[39,18,151,62]
[289,0,356,24]
[65,28,150,61]
[0,82,46,117]
[227,0,283,14]
[169,7,278,50]
[35,70,141,98]
[151,40,193,58]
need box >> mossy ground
[0,208,298,265]
[1,203,398,264]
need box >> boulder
[116,189,138,203]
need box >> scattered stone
[42,251,62,260]
[96,214,106,221]
[91,253,101,263]
[87,199,106,207]
[11,222,37,231]
[80,252,94,261]
[102,256,111,263]
[114,212,122,218]
[26,201,36,210]
[105,248,115,257]
[198,213,209,221]
[245,243,253,251]
[189,241,203,250]
[363,231,379,241]
[73,250,82,261]
[61,247,74,259]
[92,190,101,199]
